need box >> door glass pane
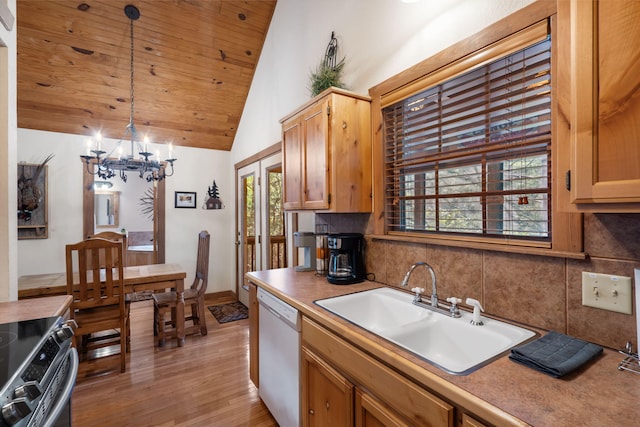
[266,166,286,269]
[243,174,256,275]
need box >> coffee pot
[327,233,365,284]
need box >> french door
[236,152,286,306]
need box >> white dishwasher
[258,287,301,427]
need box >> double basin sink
[315,287,536,375]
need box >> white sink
[315,287,536,375]
[315,287,433,333]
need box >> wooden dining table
[18,263,188,346]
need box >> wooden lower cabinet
[302,347,412,427]
[248,282,258,386]
[355,389,410,427]
[302,348,354,425]
[301,316,454,427]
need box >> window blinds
[383,37,552,240]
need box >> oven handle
[42,346,79,427]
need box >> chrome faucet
[401,261,438,307]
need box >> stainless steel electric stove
[0,317,77,427]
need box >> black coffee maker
[327,233,365,285]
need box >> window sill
[369,233,586,260]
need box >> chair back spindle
[87,231,128,267]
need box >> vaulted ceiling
[17,0,277,151]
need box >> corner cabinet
[564,0,640,211]
[281,87,372,212]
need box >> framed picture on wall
[18,161,49,239]
[174,191,197,209]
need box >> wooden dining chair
[87,231,131,351]
[87,231,128,267]
[66,237,128,373]
[153,230,210,347]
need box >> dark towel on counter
[509,331,603,378]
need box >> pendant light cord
[128,14,137,139]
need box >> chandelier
[81,4,176,183]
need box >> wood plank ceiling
[17,0,277,151]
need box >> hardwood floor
[72,294,277,426]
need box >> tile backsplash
[319,212,640,350]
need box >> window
[383,37,551,242]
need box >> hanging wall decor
[17,154,53,239]
[204,180,224,210]
[309,31,346,97]
[139,187,155,220]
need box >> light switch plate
[581,272,632,314]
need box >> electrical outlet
[581,272,632,314]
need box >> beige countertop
[0,295,72,323]
[247,268,640,427]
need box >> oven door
[40,347,78,427]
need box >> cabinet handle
[325,401,330,410]
[309,409,315,415]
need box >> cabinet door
[283,118,303,209]
[302,99,330,209]
[570,0,640,206]
[355,389,409,427]
[302,348,354,427]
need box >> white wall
[17,130,85,275]
[231,0,535,164]
[163,145,235,295]
[16,129,235,295]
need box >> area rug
[208,301,249,324]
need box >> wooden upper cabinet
[301,99,330,209]
[567,0,640,210]
[281,87,372,212]
[282,118,303,209]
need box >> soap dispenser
[465,298,484,326]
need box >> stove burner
[0,331,18,350]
